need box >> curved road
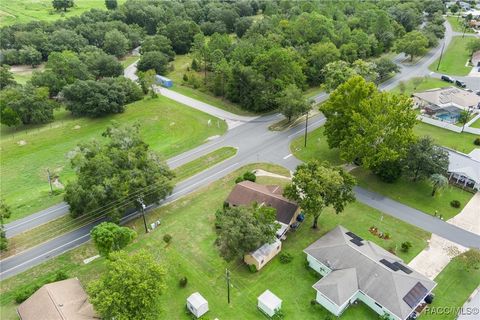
[2,19,480,280]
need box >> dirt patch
[73,125,81,130]
[52,178,64,189]
[170,122,175,126]
[17,140,27,146]
[254,169,291,180]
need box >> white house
[304,226,436,320]
[447,149,480,191]
[257,290,282,317]
[186,292,209,318]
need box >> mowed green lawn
[0,96,227,222]
[0,0,126,27]
[423,255,480,320]
[446,16,475,33]
[391,77,449,96]
[167,54,255,116]
[470,117,480,129]
[291,126,474,218]
[429,36,472,76]
[0,164,431,320]
[414,122,479,154]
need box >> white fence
[418,115,480,135]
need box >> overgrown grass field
[0,164,431,320]
[0,96,227,222]
[0,0,126,27]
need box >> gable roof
[413,87,480,109]
[17,278,98,320]
[448,149,480,183]
[226,181,299,224]
[305,226,436,320]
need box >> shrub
[279,252,293,264]
[243,171,256,182]
[54,270,68,281]
[474,138,480,146]
[179,276,188,288]
[450,200,461,208]
[14,270,69,303]
[163,234,172,243]
[272,309,285,319]
[235,176,244,184]
[401,241,412,252]
[310,299,318,306]
[247,264,257,273]
[182,73,188,82]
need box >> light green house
[304,226,436,320]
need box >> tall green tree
[52,0,74,12]
[165,20,201,54]
[321,76,416,171]
[137,69,157,97]
[64,123,174,220]
[191,33,210,82]
[322,60,355,92]
[276,84,311,123]
[394,31,429,61]
[215,205,279,261]
[0,199,12,251]
[140,35,175,61]
[284,161,356,229]
[137,51,169,75]
[103,30,129,58]
[306,41,340,86]
[458,110,472,133]
[0,65,16,89]
[90,222,136,257]
[429,173,448,196]
[466,38,480,56]
[105,0,117,10]
[403,136,449,182]
[46,50,90,85]
[88,250,166,320]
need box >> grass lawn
[0,96,227,223]
[0,0,126,27]
[423,255,480,320]
[303,85,325,99]
[0,163,431,320]
[470,117,480,129]
[173,147,237,183]
[0,147,238,259]
[291,127,474,219]
[429,36,472,76]
[119,54,139,68]
[352,167,473,220]
[446,16,475,33]
[391,77,448,96]
[414,122,479,154]
[167,54,255,116]
[9,64,45,85]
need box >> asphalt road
[2,19,480,280]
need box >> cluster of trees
[215,204,279,261]
[64,124,174,221]
[0,199,11,251]
[321,76,449,184]
[182,0,445,113]
[0,49,141,127]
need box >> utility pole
[436,41,445,71]
[47,169,53,195]
[226,269,231,304]
[304,111,309,148]
[137,197,148,233]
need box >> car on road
[441,75,455,83]
[455,80,466,88]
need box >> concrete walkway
[408,193,480,280]
[158,88,257,129]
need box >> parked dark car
[441,75,454,83]
[455,80,466,88]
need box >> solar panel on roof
[350,238,364,246]
[379,259,400,271]
[345,231,363,241]
[403,282,428,308]
[393,262,413,274]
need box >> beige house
[244,239,282,270]
[17,278,98,320]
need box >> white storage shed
[257,290,282,317]
[186,292,209,318]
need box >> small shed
[244,239,282,271]
[186,292,208,318]
[155,75,173,88]
[258,290,282,317]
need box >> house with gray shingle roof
[447,148,480,191]
[304,226,436,320]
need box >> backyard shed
[186,292,209,318]
[244,239,282,270]
[258,290,282,317]
[155,75,173,88]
